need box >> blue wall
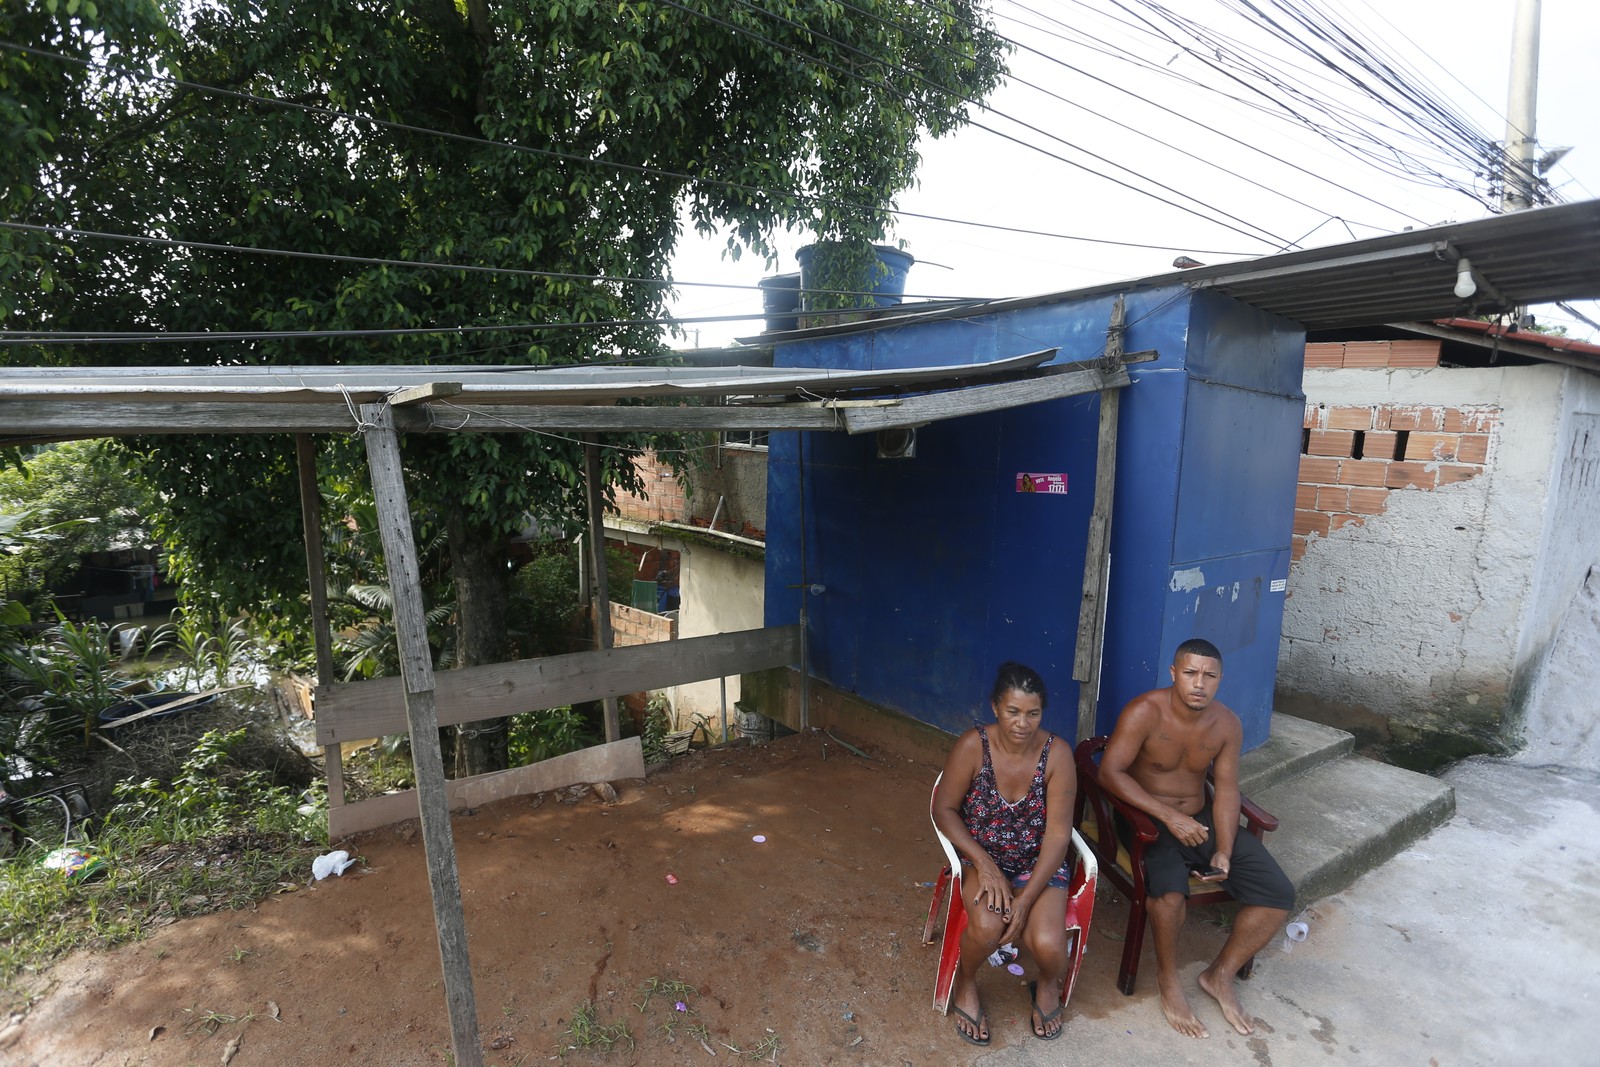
[764,287,1305,750]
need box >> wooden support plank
[360,402,483,1067]
[0,399,854,437]
[1074,297,1126,746]
[328,738,645,840]
[0,350,1081,440]
[390,382,463,406]
[434,403,846,432]
[583,436,622,744]
[0,348,1049,389]
[424,402,856,434]
[314,624,801,746]
[97,685,250,730]
[295,433,344,810]
[838,363,1130,434]
[295,436,337,687]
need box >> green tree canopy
[0,441,159,596]
[1,0,1007,769]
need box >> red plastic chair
[1071,736,1278,995]
[922,773,1098,1015]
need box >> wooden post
[360,403,483,1067]
[295,434,344,809]
[582,435,622,743]
[1074,296,1126,745]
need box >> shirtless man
[1100,638,1294,1039]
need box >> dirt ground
[1,729,1222,1066]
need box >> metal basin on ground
[98,690,217,728]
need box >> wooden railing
[315,624,800,838]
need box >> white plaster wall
[1279,366,1565,737]
[668,544,765,733]
[1516,566,1600,770]
[1513,367,1600,765]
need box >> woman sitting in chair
[933,661,1079,1045]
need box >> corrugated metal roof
[745,199,1600,342]
[0,349,1054,406]
[7,202,1596,442]
[1193,201,1600,328]
[2,349,1123,444]
[1427,317,1600,358]
[1387,319,1600,374]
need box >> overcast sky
[665,0,1598,347]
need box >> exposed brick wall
[610,601,676,646]
[613,452,689,524]
[612,449,768,541]
[1292,403,1500,560]
[1304,339,1442,369]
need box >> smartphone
[1191,866,1225,879]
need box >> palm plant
[0,614,122,752]
[333,582,457,681]
[150,609,215,690]
[145,607,258,690]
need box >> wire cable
[0,219,987,304]
[831,0,1381,234]
[0,303,989,345]
[983,0,1434,226]
[667,0,1294,248]
[1119,0,1499,206]
[0,39,1257,258]
[1019,0,1495,203]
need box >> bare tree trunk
[447,510,511,777]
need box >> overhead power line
[834,0,1382,236]
[1108,0,1502,208]
[1010,0,1498,203]
[0,302,986,346]
[664,0,1294,248]
[986,0,1433,227]
[1335,0,1590,202]
[0,40,1256,259]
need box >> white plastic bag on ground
[312,850,355,880]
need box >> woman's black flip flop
[1028,980,1065,1041]
[950,1004,991,1046]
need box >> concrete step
[1239,714,1355,796]
[1252,752,1456,907]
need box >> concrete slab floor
[972,757,1600,1067]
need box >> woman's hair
[990,661,1048,708]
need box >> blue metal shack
[763,285,1305,751]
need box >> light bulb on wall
[1453,257,1477,300]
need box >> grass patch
[635,975,698,1014]
[0,727,325,1009]
[629,974,781,1061]
[562,999,633,1054]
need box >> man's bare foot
[1197,966,1254,1035]
[950,977,989,1045]
[1158,971,1209,1038]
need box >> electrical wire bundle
[0,0,1590,353]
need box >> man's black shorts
[1116,808,1294,909]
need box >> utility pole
[1501,0,1541,213]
